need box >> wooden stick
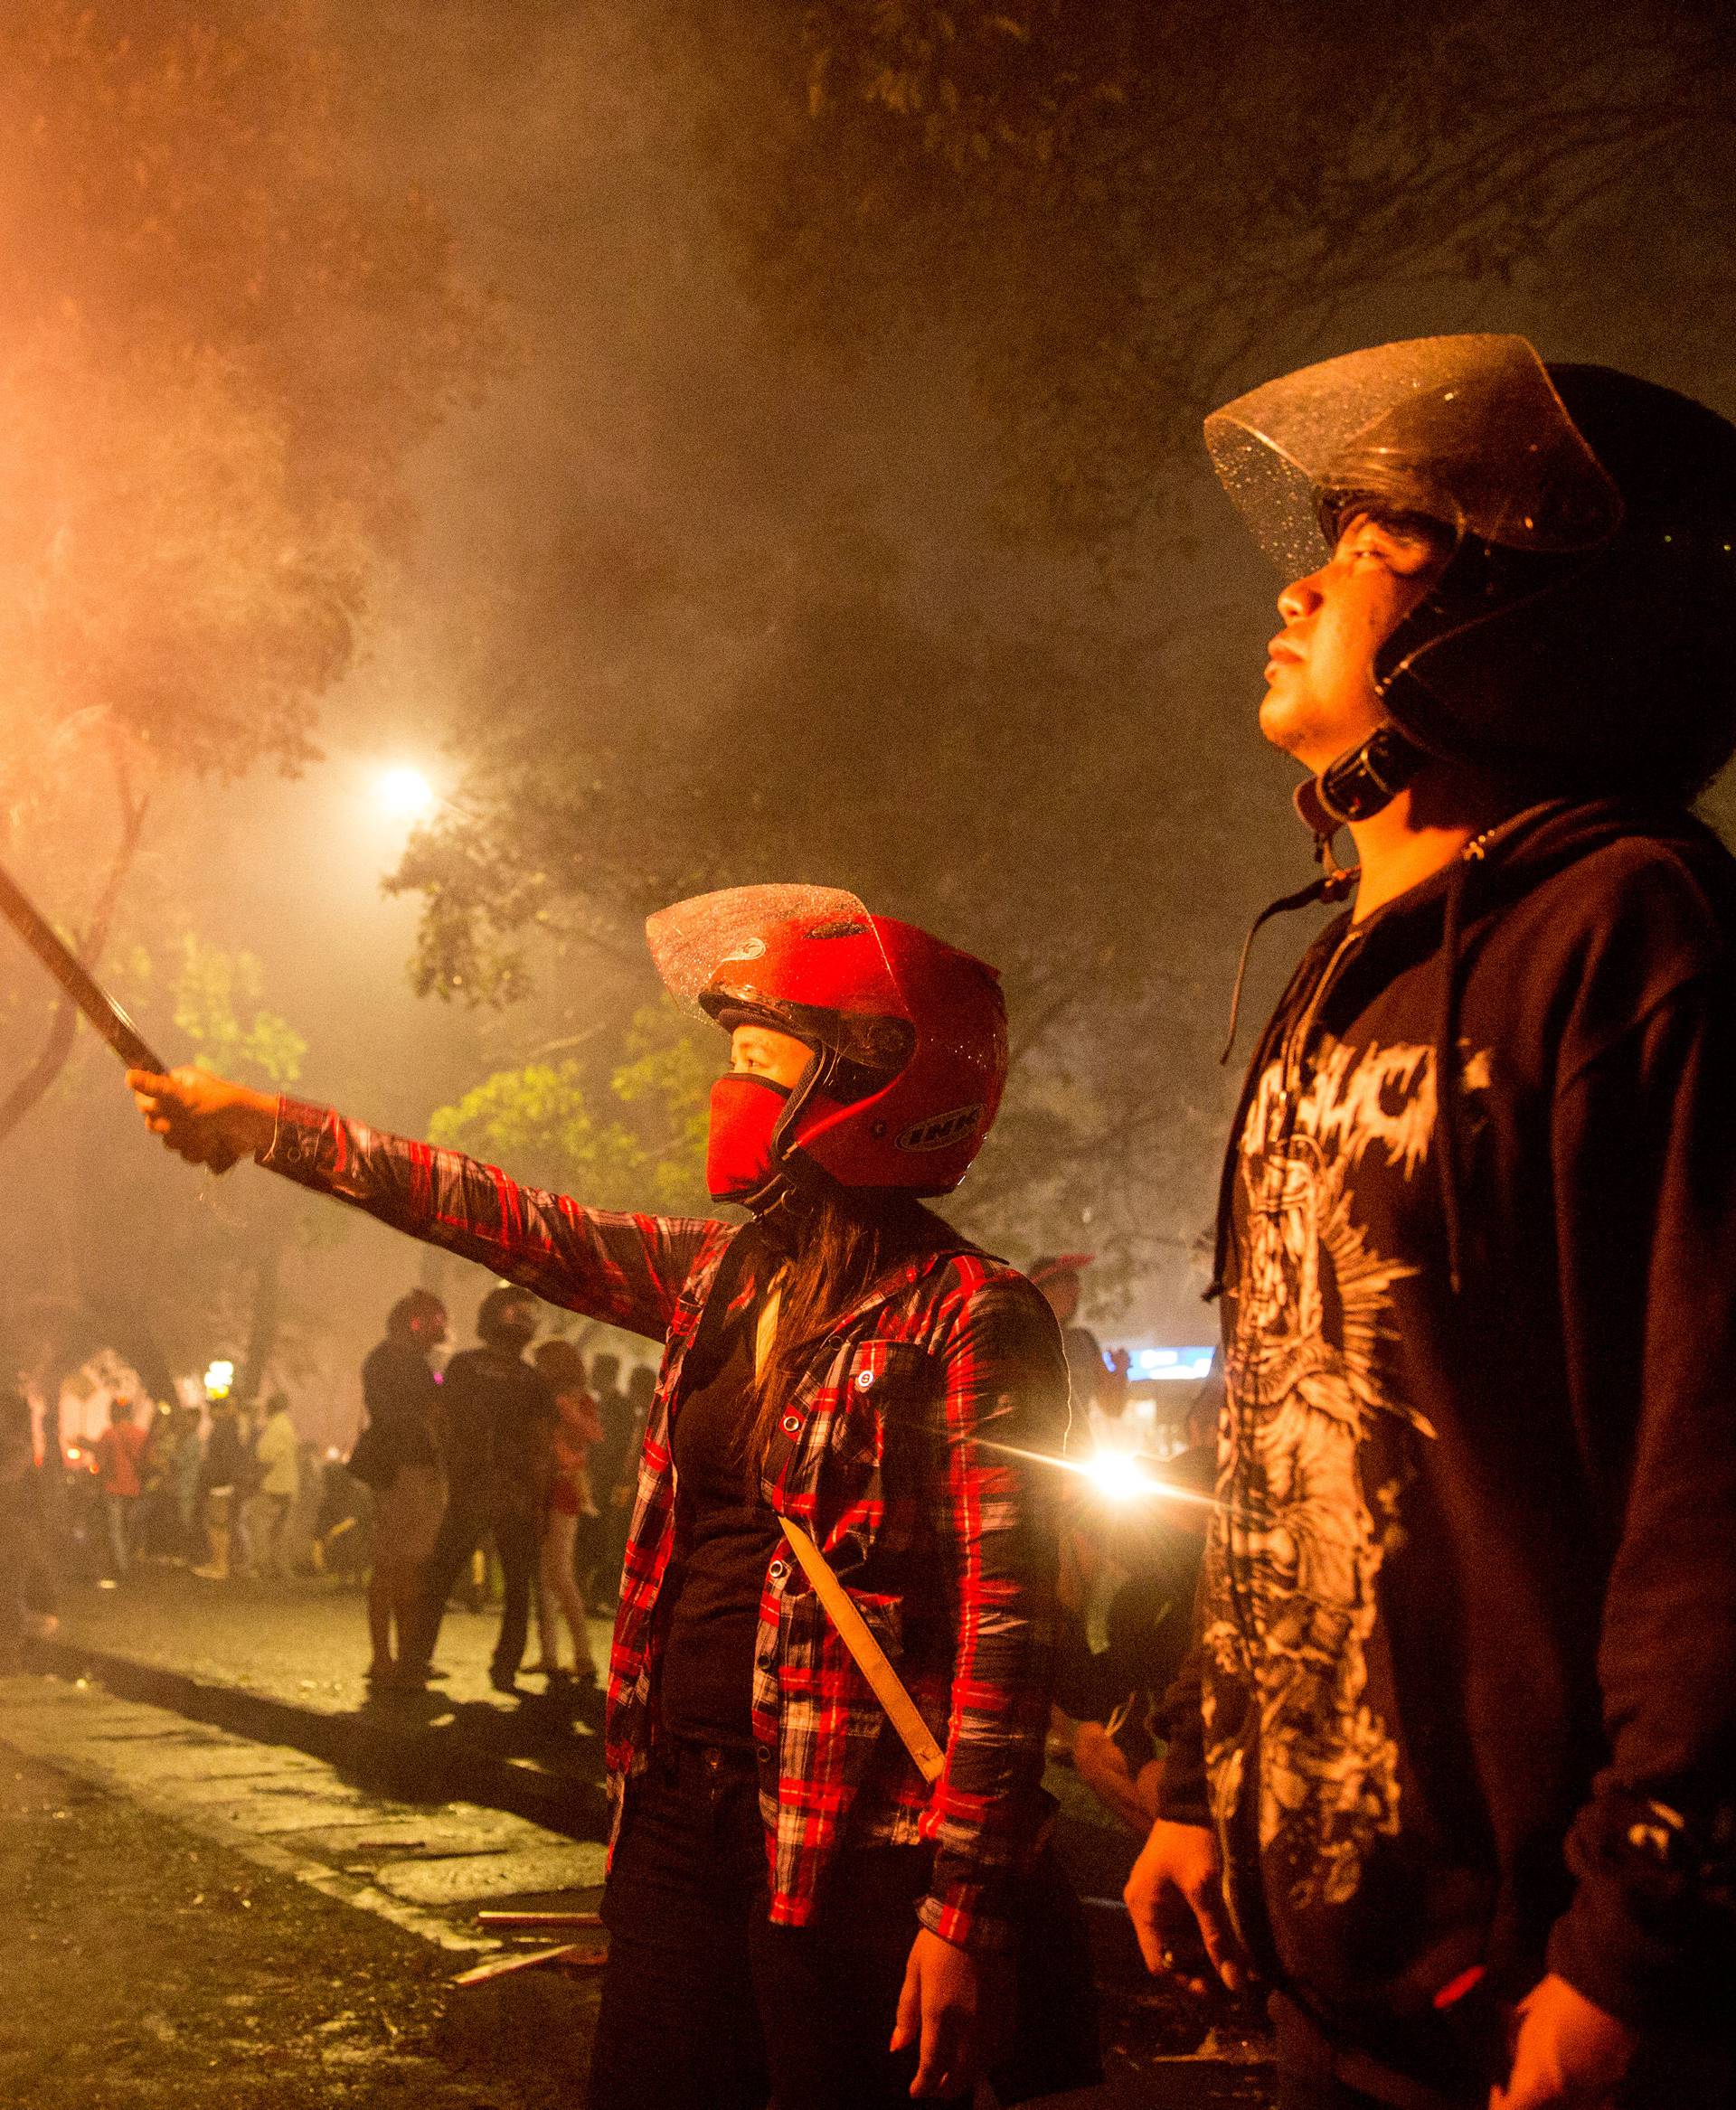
[475,1909,604,1928]
[455,1944,580,1984]
[454,1942,606,1985]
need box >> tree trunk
[237,1229,288,1407]
[0,744,149,1149]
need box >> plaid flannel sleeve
[919,1273,1069,1953]
[259,1096,722,1341]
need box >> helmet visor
[1204,334,1623,581]
[646,884,913,1083]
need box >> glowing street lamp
[379,765,438,822]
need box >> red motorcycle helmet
[646,884,1006,1196]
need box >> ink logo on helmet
[895,1104,986,1154]
[719,937,767,965]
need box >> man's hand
[127,1067,277,1173]
[890,1926,1010,2099]
[1124,1818,1251,1994]
[1490,1973,1636,2110]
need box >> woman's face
[729,1022,811,1089]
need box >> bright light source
[1082,1451,1154,1504]
[203,1359,234,1399]
[379,766,437,821]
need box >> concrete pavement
[24,1567,1276,2105]
[39,1567,610,1837]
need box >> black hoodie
[1158,801,1736,2093]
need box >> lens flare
[1081,1450,1154,1504]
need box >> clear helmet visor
[645,883,912,1079]
[1204,334,1623,580]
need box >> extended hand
[891,1926,1010,2100]
[1490,1973,1636,2110]
[127,1066,277,1173]
[1124,1818,1251,1994]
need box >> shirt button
[780,1413,801,1435]
[757,1744,772,1764]
[768,1559,788,1584]
[855,1370,874,1390]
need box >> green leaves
[428,1000,712,1216]
[168,934,307,1088]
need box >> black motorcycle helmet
[1207,335,1736,807]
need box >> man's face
[1260,513,1450,775]
[414,1305,448,1350]
[493,1299,537,1352]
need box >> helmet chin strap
[1295,722,1427,834]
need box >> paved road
[24,1571,1276,2105]
[43,1568,609,1833]
[0,1672,602,2109]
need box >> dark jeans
[588,1739,931,2110]
[410,1503,538,1678]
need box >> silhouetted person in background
[250,1392,300,1578]
[1029,1254,1131,1440]
[529,1336,602,1687]
[0,1392,54,1667]
[407,1285,554,1693]
[355,1289,448,1687]
[167,1406,204,1562]
[92,1395,147,1581]
[194,1397,253,1580]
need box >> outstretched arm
[128,1068,725,1342]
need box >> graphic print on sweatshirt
[1204,1031,1484,1924]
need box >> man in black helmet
[1126,336,1736,2110]
[405,1284,555,1693]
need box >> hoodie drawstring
[1435,833,1495,1297]
[1220,867,1357,1068]
[1209,861,1359,1300]
[1436,856,1469,1297]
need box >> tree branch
[0,739,151,1149]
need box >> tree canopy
[0,0,491,1143]
[705,0,1732,540]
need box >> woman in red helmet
[127,884,1083,2109]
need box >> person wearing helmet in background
[1027,1253,1132,1443]
[125,885,1091,2110]
[1125,336,1736,2110]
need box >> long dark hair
[743,1180,948,1471]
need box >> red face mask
[705,1073,793,1202]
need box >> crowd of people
[0,1386,318,1594]
[0,1297,658,1710]
[350,1280,653,1697]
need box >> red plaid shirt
[261,1098,1068,1950]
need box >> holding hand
[1124,1818,1251,1995]
[127,1067,278,1173]
[1490,1974,1636,2110]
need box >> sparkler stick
[0,855,166,1071]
